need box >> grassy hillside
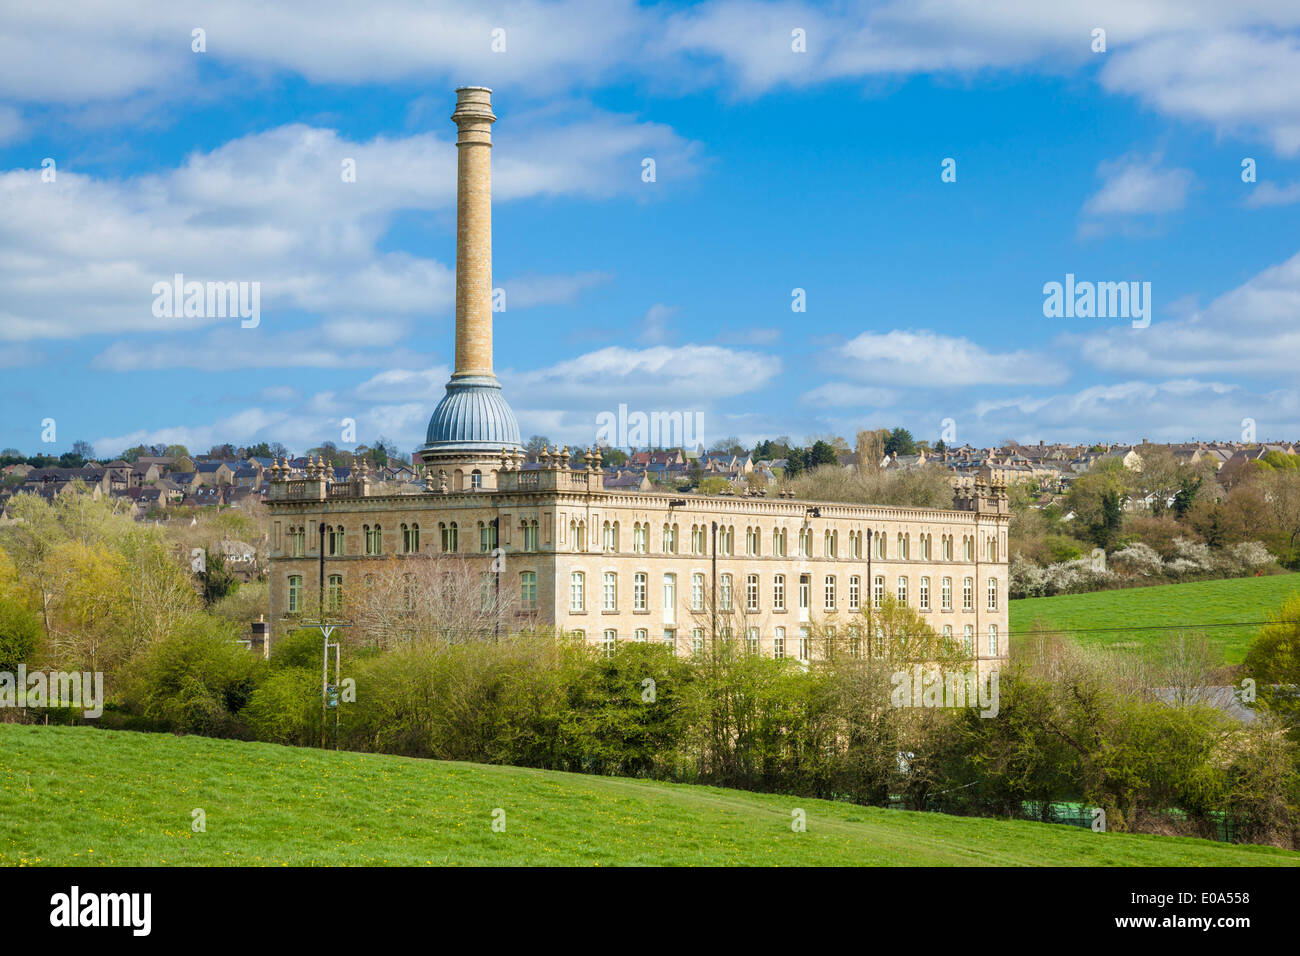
[1,725,1294,866]
[1010,573,1300,664]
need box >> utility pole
[305,620,349,750]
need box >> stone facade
[266,458,1010,666]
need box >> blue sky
[3,0,1300,459]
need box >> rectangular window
[746,627,759,654]
[963,625,974,654]
[746,573,759,612]
[987,577,998,611]
[824,575,836,611]
[773,627,786,660]
[663,574,676,622]
[521,571,537,610]
[773,574,786,611]
[798,627,810,661]
[798,575,810,611]
[326,574,343,613]
[570,572,585,612]
[848,575,860,611]
[691,628,704,655]
[897,576,908,607]
[719,574,733,611]
[987,625,998,657]
[920,576,931,611]
[287,575,302,614]
[963,577,973,612]
[603,571,617,611]
[663,629,676,653]
[873,575,884,609]
[603,629,617,658]
[691,573,705,611]
[942,577,952,611]
[634,572,648,611]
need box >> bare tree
[347,553,519,649]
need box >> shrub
[119,614,263,737]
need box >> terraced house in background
[266,87,1009,666]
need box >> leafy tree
[807,440,838,468]
[524,435,552,457]
[70,439,96,462]
[0,596,39,671]
[163,444,190,460]
[200,550,240,607]
[884,427,916,457]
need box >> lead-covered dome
[419,375,522,454]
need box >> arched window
[719,573,733,611]
[603,572,618,611]
[987,625,999,657]
[470,469,483,490]
[746,573,760,612]
[962,576,973,611]
[987,577,998,611]
[920,576,931,611]
[773,573,786,611]
[326,574,343,612]
[569,571,585,611]
[634,572,648,611]
[520,571,537,609]
[602,629,617,658]
[287,575,303,614]
[691,573,705,611]
[824,575,836,611]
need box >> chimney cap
[455,85,494,94]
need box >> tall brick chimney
[451,86,496,378]
[416,87,522,481]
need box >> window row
[568,570,999,614]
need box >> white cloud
[1101,30,1300,156]
[1071,248,1300,377]
[501,271,613,309]
[835,330,1069,387]
[968,378,1300,444]
[1245,180,1300,207]
[0,109,696,348]
[800,382,898,408]
[639,303,678,344]
[1081,154,1194,218]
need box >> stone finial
[559,445,569,470]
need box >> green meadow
[2,724,1295,866]
[1010,573,1300,664]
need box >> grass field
[1,725,1295,866]
[1010,573,1300,665]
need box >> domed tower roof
[422,374,521,453]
